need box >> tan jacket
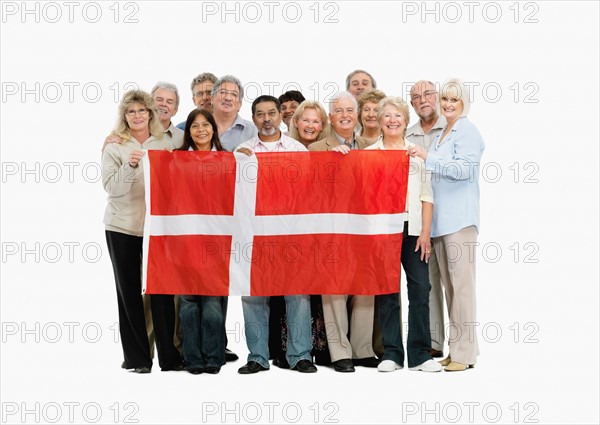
[102,136,171,236]
[307,133,373,151]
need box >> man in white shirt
[236,95,316,374]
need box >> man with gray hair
[346,69,377,100]
[151,82,184,149]
[176,72,218,130]
[211,75,257,151]
[406,79,447,358]
[308,92,376,372]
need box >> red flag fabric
[142,150,409,296]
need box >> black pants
[105,231,181,370]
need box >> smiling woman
[180,109,225,152]
[102,90,183,374]
[408,78,485,372]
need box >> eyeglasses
[217,89,240,99]
[125,108,149,117]
[411,91,437,102]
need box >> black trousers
[105,231,181,370]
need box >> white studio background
[1,1,598,424]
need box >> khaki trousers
[433,226,480,365]
[322,295,376,362]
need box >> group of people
[101,69,485,375]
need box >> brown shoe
[430,349,443,358]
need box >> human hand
[415,234,432,263]
[331,144,351,155]
[236,147,254,157]
[128,150,144,168]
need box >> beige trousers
[433,226,480,365]
[322,295,376,362]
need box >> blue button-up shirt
[425,117,485,237]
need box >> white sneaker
[409,359,443,372]
[377,359,403,372]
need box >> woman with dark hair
[178,108,227,374]
[180,109,225,152]
[102,90,183,373]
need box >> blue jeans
[179,295,226,369]
[242,295,312,368]
[377,223,433,368]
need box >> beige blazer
[307,134,372,151]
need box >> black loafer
[292,360,317,373]
[204,366,220,374]
[272,357,290,369]
[332,359,355,372]
[353,357,381,368]
[121,361,130,369]
[187,367,203,375]
[238,361,268,374]
[225,348,239,362]
[132,366,151,374]
[161,361,185,372]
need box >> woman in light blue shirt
[410,79,485,371]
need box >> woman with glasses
[102,90,183,374]
[409,78,485,371]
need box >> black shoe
[225,348,239,362]
[332,359,355,373]
[161,361,185,372]
[353,357,381,368]
[238,361,268,374]
[204,366,221,374]
[121,361,130,369]
[187,367,203,375]
[132,366,151,374]
[292,360,317,373]
[272,357,290,369]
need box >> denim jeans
[242,295,312,369]
[377,222,433,368]
[179,295,226,369]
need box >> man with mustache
[235,95,317,374]
[406,80,447,359]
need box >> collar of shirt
[164,122,176,138]
[333,131,356,148]
[406,115,446,137]
[244,133,308,152]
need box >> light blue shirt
[425,117,485,237]
[219,114,257,152]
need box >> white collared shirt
[365,138,433,237]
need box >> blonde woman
[409,79,485,371]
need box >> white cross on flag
[142,150,409,296]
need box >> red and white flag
[142,150,409,296]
